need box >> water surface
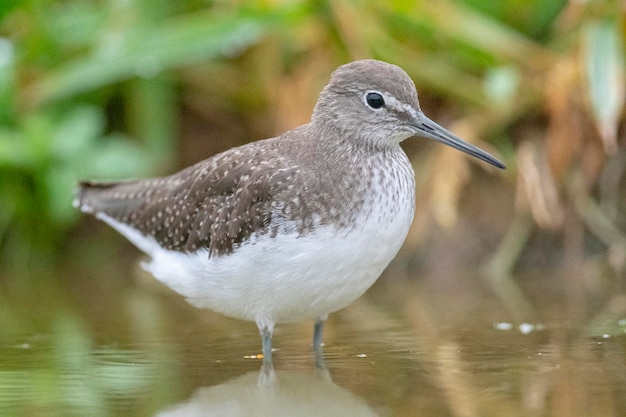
[1,267,625,417]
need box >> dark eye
[365,92,385,109]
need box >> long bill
[410,112,505,169]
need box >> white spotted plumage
[95,148,414,331]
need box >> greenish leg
[313,317,327,369]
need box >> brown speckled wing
[77,143,298,257]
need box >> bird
[75,59,505,368]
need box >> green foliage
[0,0,623,276]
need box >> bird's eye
[365,92,385,109]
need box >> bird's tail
[73,181,123,214]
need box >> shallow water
[1,266,625,417]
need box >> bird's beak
[410,112,505,169]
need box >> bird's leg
[313,316,328,369]
[261,326,273,364]
[313,317,325,350]
[257,320,275,372]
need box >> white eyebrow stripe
[384,94,418,119]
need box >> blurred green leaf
[0,0,18,21]
[26,13,271,106]
[44,166,79,225]
[52,106,104,160]
[583,19,625,153]
[0,38,15,125]
[21,112,57,168]
[0,128,29,169]
[459,0,566,38]
[126,76,177,163]
[85,134,156,180]
[391,2,553,70]
[484,66,520,106]
[47,1,105,50]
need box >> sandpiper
[75,59,504,367]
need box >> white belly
[99,203,413,326]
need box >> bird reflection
[155,367,378,417]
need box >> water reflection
[1,270,625,417]
[156,368,377,417]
